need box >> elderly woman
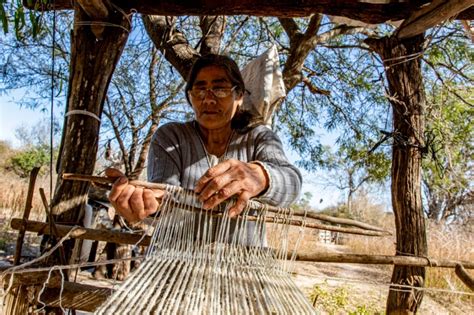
[108,54,301,230]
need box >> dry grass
[0,171,50,224]
[425,222,473,304]
[345,216,473,305]
[266,222,325,255]
[344,212,396,256]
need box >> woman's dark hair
[185,54,245,100]
[185,54,256,132]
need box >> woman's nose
[202,90,217,103]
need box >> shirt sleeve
[251,125,302,207]
[147,124,182,187]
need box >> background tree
[419,24,473,224]
[422,86,473,223]
[5,119,60,177]
[100,22,188,179]
[321,144,390,217]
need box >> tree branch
[278,17,301,42]
[423,57,474,107]
[301,76,330,95]
[199,16,226,55]
[103,98,129,171]
[280,14,322,92]
[312,25,374,46]
[142,15,198,79]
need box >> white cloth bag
[241,45,286,127]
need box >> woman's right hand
[106,168,164,223]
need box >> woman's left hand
[194,159,269,217]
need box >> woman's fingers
[198,171,236,204]
[108,171,162,222]
[201,180,240,210]
[196,159,269,211]
[115,185,136,216]
[130,187,145,218]
[144,189,160,215]
[109,176,129,203]
[105,167,124,179]
[195,160,232,194]
[228,191,251,218]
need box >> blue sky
[0,98,44,147]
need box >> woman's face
[188,66,242,132]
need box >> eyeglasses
[189,86,237,100]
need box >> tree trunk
[347,170,354,216]
[366,35,428,314]
[51,5,130,258]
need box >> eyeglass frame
[188,86,238,100]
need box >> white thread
[94,188,315,314]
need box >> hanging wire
[49,7,56,206]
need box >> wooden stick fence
[8,219,473,271]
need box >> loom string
[35,266,66,314]
[288,207,308,273]
[4,256,471,299]
[1,226,81,299]
[94,187,317,314]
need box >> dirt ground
[291,243,474,314]
[1,215,473,314]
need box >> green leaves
[0,0,45,39]
[422,82,473,221]
[8,144,51,177]
[0,1,8,34]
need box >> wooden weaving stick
[63,173,391,236]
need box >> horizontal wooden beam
[11,214,390,248]
[23,0,474,24]
[2,278,112,312]
[294,252,474,269]
[39,281,112,312]
[396,0,474,39]
[10,218,152,246]
[2,253,470,312]
[63,173,390,234]
[2,261,139,289]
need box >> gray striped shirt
[147,120,302,245]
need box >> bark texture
[142,15,198,79]
[279,15,322,91]
[199,16,226,55]
[25,0,474,23]
[52,5,130,239]
[366,35,428,314]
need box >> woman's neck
[197,124,233,156]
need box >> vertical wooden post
[50,4,131,259]
[5,168,41,314]
[366,35,428,314]
[14,167,41,265]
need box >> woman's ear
[235,89,244,102]
[236,97,243,107]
